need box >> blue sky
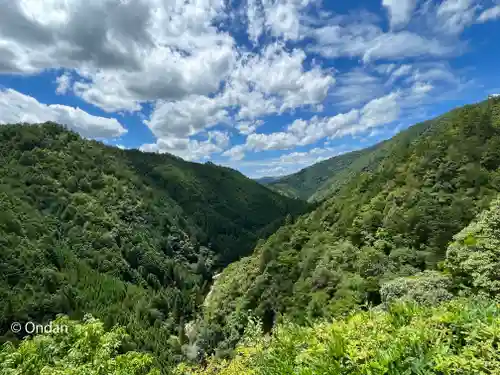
[0,0,499,178]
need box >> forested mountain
[182,190,500,374]
[3,97,500,375]
[264,145,383,201]
[187,97,500,358]
[264,118,438,202]
[255,176,281,184]
[0,123,307,371]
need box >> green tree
[446,194,500,294]
[0,315,160,375]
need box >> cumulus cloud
[245,0,316,42]
[222,144,246,160]
[236,120,264,135]
[144,43,334,139]
[140,130,230,161]
[241,92,401,152]
[0,0,235,111]
[0,88,126,138]
[146,95,230,139]
[0,0,487,166]
[246,0,265,43]
[230,44,334,112]
[383,0,418,29]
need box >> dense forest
[185,97,500,360]
[181,191,500,374]
[2,97,500,374]
[0,123,306,371]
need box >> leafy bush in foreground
[179,298,500,375]
[0,315,160,375]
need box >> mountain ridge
[189,97,500,357]
[0,122,308,370]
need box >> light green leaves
[0,316,160,375]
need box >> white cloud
[140,130,230,161]
[72,42,236,113]
[254,165,289,177]
[0,88,126,138]
[222,144,246,160]
[0,0,236,112]
[477,5,500,22]
[359,92,400,129]
[328,69,385,108]
[262,0,304,41]
[246,131,299,151]
[410,81,434,97]
[310,23,457,62]
[246,0,265,43]
[146,95,229,139]
[361,32,457,63]
[435,0,479,34]
[236,120,264,135]
[383,0,418,29]
[223,144,360,178]
[144,43,334,139]
[247,0,316,41]
[240,92,401,152]
[388,64,413,83]
[55,71,72,95]
[229,44,334,114]
[407,62,462,86]
[0,0,332,122]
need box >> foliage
[0,123,307,372]
[0,315,160,375]
[180,298,500,375]
[4,97,500,371]
[380,271,453,306]
[197,98,500,353]
[446,194,500,294]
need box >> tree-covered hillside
[265,117,437,202]
[0,123,307,371]
[265,145,383,201]
[182,190,500,374]
[4,98,500,374]
[190,97,500,356]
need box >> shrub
[380,270,453,306]
[178,298,500,375]
[0,315,160,375]
[446,195,500,294]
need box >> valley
[2,97,500,374]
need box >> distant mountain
[255,176,282,184]
[266,120,437,202]
[0,122,308,370]
[265,145,382,201]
